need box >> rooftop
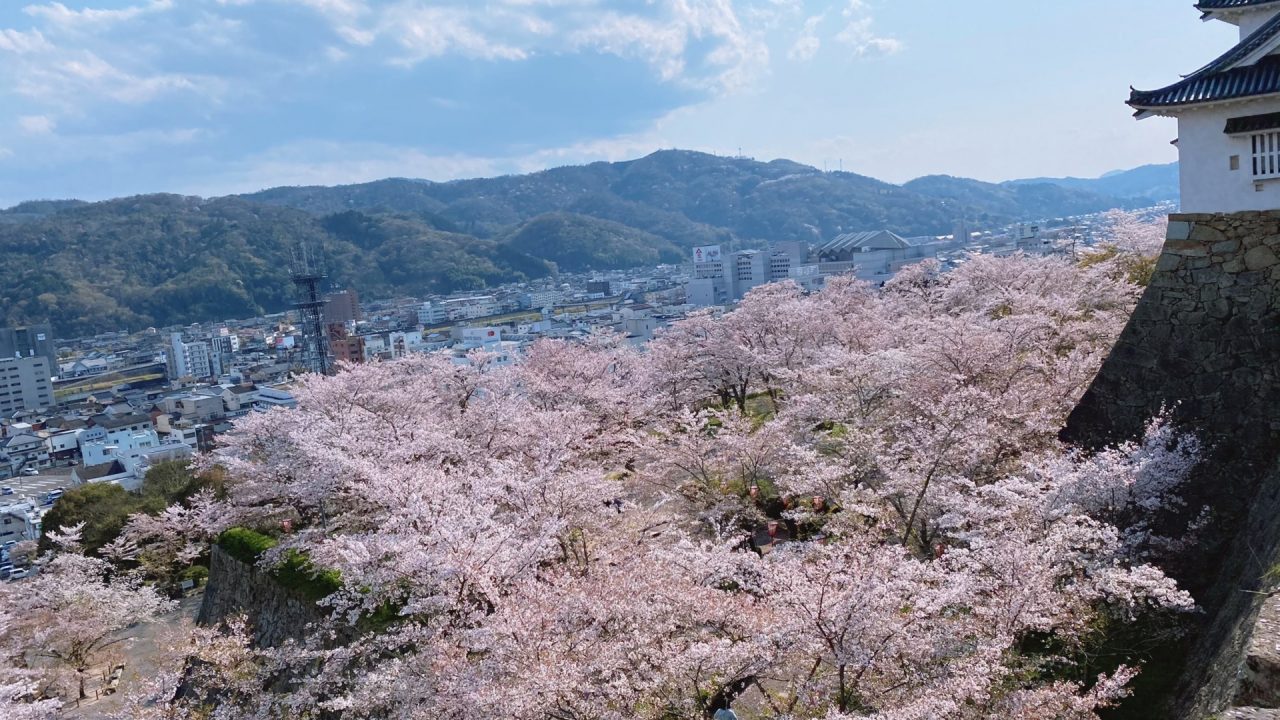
[1131,11,1280,111]
[820,230,912,253]
[1197,0,1280,11]
[90,412,153,430]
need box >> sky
[0,0,1240,206]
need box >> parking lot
[1,467,75,504]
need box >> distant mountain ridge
[235,152,1177,242]
[0,151,1179,336]
[1007,163,1178,202]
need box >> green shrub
[181,565,210,584]
[274,549,343,601]
[217,527,278,563]
[218,527,342,601]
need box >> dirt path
[60,593,204,719]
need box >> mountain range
[0,151,1179,337]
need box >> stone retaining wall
[197,545,329,649]
[1065,211,1280,719]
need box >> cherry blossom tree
[115,235,1198,719]
[0,525,172,705]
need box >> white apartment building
[0,356,53,415]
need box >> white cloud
[380,6,528,64]
[13,50,208,106]
[23,0,174,27]
[17,115,56,135]
[788,14,823,61]
[0,28,52,54]
[835,1,901,56]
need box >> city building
[521,290,563,309]
[328,324,366,365]
[0,500,44,546]
[1,432,48,472]
[0,356,54,416]
[456,327,504,350]
[418,302,450,326]
[817,231,913,262]
[442,296,501,320]
[167,333,213,381]
[324,289,362,325]
[0,324,58,374]
[688,242,815,306]
[1130,1,1280,212]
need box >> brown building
[328,324,365,364]
[324,289,361,325]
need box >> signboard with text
[693,245,722,264]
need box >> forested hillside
[0,197,552,336]
[242,150,1147,241]
[0,150,1165,337]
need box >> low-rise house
[0,500,44,545]
[2,433,48,470]
[254,386,297,410]
[220,383,258,415]
[44,428,83,465]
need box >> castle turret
[1131,1,1280,212]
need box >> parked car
[8,568,29,580]
[20,468,38,476]
[0,487,11,495]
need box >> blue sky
[0,0,1238,206]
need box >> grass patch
[217,527,278,564]
[218,527,345,602]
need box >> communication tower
[291,243,332,376]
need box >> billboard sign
[693,245,722,264]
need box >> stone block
[1234,594,1280,708]
[1190,224,1228,243]
[1245,246,1280,271]
[1156,254,1183,273]
[1195,269,1221,286]
[1214,239,1243,254]
[1225,259,1248,273]
[1166,240,1211,257]
[1166,221,1193,241]
[1239,271,1267,287]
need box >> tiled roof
[76,460,128,481]
[1197,0,1280,10]
[1130,12,1280,110]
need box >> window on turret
[1252,132,1280,178]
